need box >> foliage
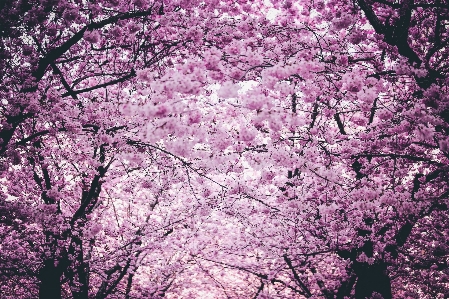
[0,0,448,298]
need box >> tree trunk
[39,259,62,299]
[337,245,392,299]
[72,261,89,299]
[354,262,392,299]
[67,235,89,299]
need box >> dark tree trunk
[39,259,62,299]
[72,261,89,299]
[354,262,392,299]
[337,241,392,299]
[336,274,356,299]
[66,235,89,299]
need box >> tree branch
[334,113,346,135]
[62,70,136,97]
[283,254,312,297]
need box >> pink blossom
[84,31,100,44]
[217,81,240,99]
[332,13,352,30]
[154,104,169,117]
[63,9,78,22]
[110,27,123,38]
[239,126,256,142]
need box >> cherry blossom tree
[186,1,449,298]
[1,0,449,298]
[0,0,269,297]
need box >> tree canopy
[1,0,448,298]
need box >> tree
[185,1,449,298]
[0,0,268,297]
[1,0,449,298]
